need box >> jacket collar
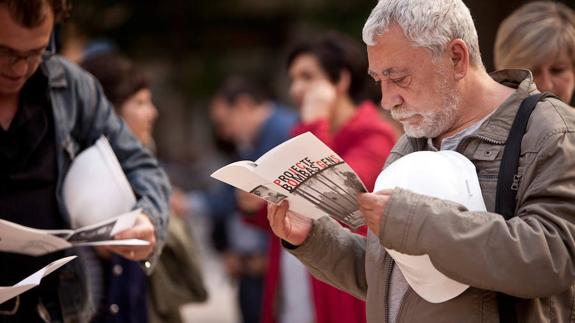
[473,69,537,143]
[40,55,68,88]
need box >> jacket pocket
[473,144,501,161]
[398,287,489,322]
[472,144,503,212]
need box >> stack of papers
[0,209,148,256]
[0,137,146,305]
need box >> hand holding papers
[211,133,485,303]
[0,256,77,305]
[374,150,486,303]
[0,209,148,256]
[0,136,148,256]
[63,136,150,252]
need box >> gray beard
[394,78,460,138]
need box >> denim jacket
[41,55,171,322]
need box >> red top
[249,101,396,323]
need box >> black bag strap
[495,91,555,323]
[495,92,555,219]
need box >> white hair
[362,0,483,67]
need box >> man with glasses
[0,46,51,65]
[0,1,170,322]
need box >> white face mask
[374,150,486,303]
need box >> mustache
[390,106,415,120]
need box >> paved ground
[180,216,241,323]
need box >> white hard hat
[374,150,486,303]
[63,136,136,228]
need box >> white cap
[374,150,486,303]
[63,136,136,228]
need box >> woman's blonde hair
[494,1,575,70]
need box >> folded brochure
[0,209,148,256]
[211,132,367,229]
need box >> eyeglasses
[0,46,53,67]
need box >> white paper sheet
[0,209,148,256]
[0,256,77,305]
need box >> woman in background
[494,1,575,103]
[81,52,207,323]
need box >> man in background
[172,75,297,323]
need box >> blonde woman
[495,1,575,103]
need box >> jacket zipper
[471,134,506,145]
[456,133,505,153]
[385,260,414,323]
[479,174,498,180]
[385,257,393,323]
[395,288,413,323]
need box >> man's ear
[448,39,469,80]
[336,69,351,95]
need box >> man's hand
[357,190,393,237]
[267,201,312,246]
[104,213,156,261]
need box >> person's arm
[363,130,575,298]
[267,202,368,299]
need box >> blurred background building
[58,0,574,182]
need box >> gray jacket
[42,56,171,322]
[290,70,575,322]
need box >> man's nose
[8,58,30,77]
[379,83,403,111]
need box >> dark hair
[0,0,71,27]
[214,75,271,106]
[80,52,150,110]
[287,31,369,104]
